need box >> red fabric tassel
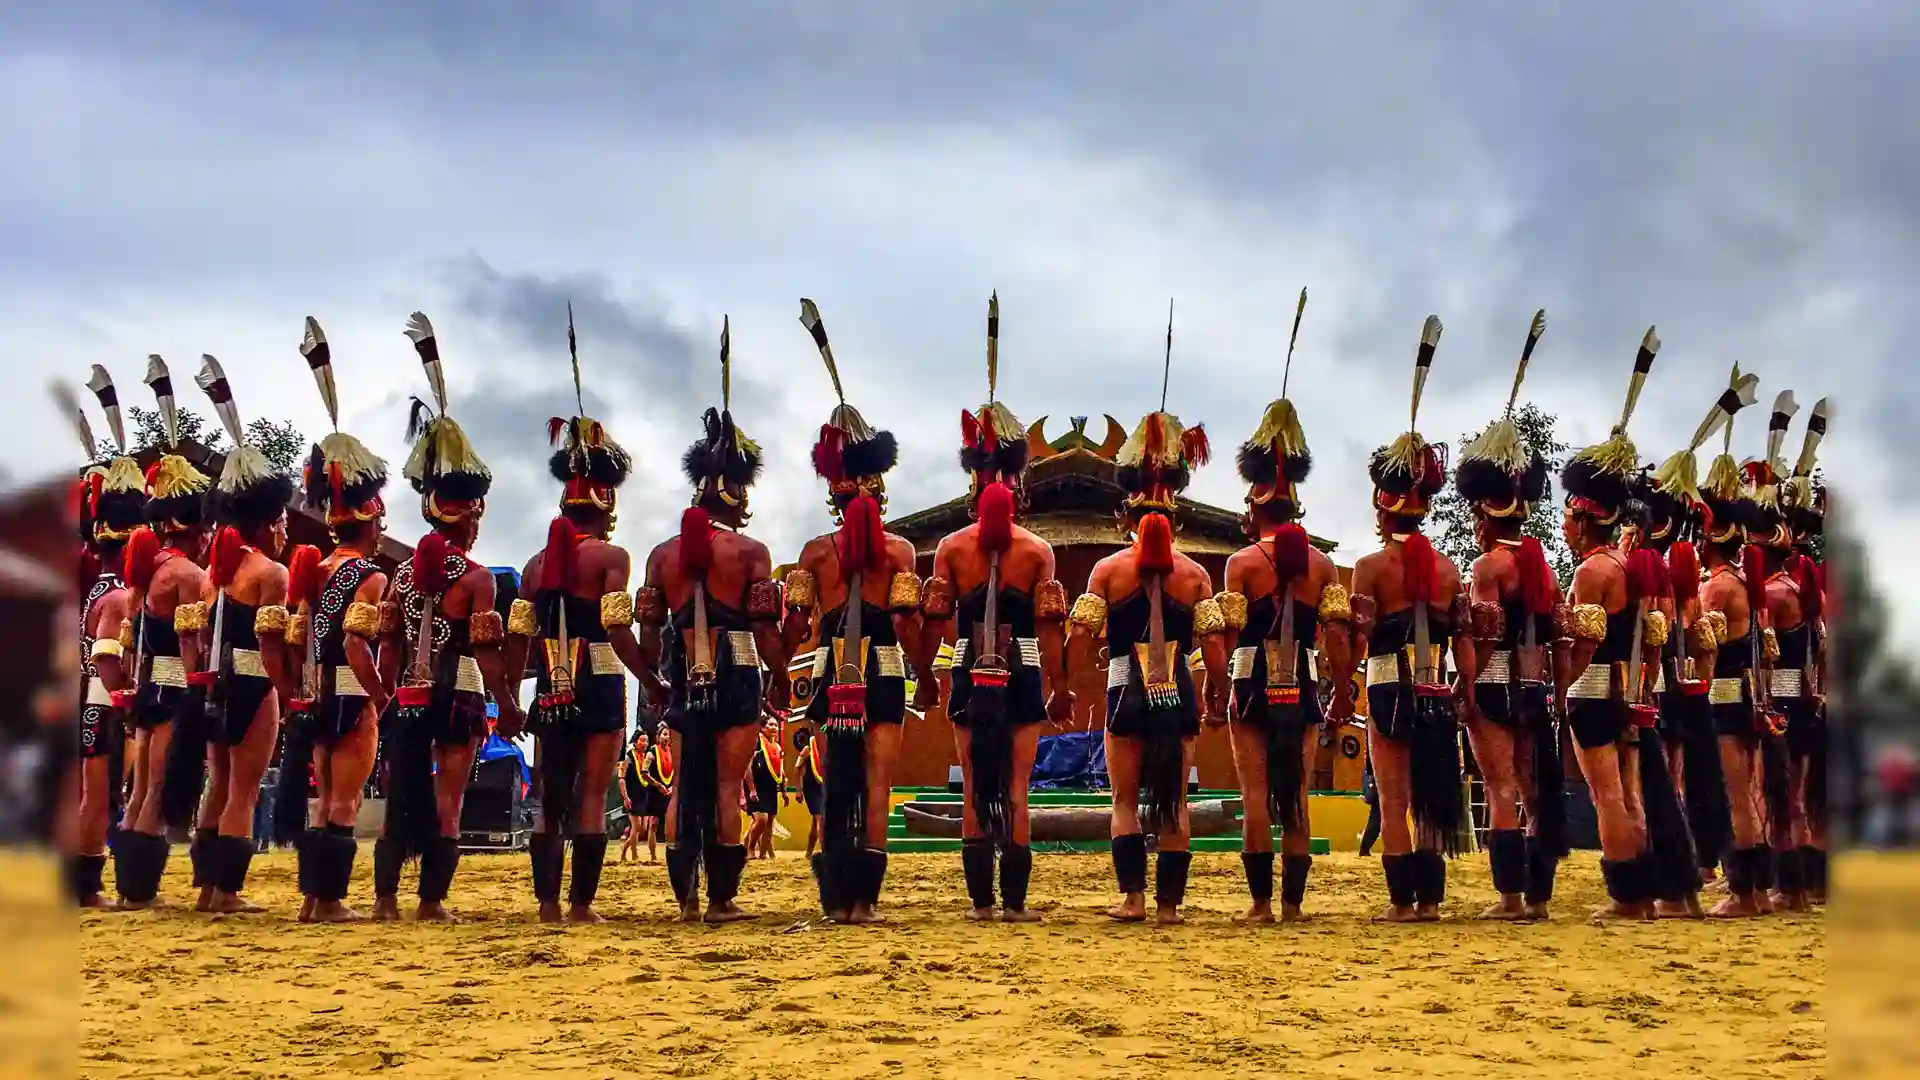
[124,527,160,592]
[1794,554,1823,622]
[286,545,323,608]
[210,526,246,589]
[678,507,715,578]
[960,409,981,451]
[977,481,1014,556]
[1181,424,1211,468]
[1741,545,1767,613]
[836,491,887,574]
[547,417,568,446]
[1271,522,1310,582]
[539,517,578,593]
[1402,532,1438,604]
[328,461,345,517]
[414,531,453,597]
[1137,512,1175,575]
[77,546,100,594]
[1667,542,1700,605]
[1516,536,1556,615]
[87,473,103,517]
[1625,548,1664,604]
[812,425,846,482]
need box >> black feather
[548,445,631,488]
[1454,450,1547,508]
[302,445,328,510]
[93,490,147,536]
[405,397,434,442]
[147,492,206,529]
[426,470,491,503]
[1560,457,1628,514]
[207,474,296,531]
[1368,445,1416,494]
[1236,441,1311,487]
[842,430,898,478]
[958,440,1030,478]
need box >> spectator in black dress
[745,716,784,859]
[795,727,824,858]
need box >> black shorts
[949,663,1045,730]
[1712,701,1760,741]
[1566,697,1626,750]
[79,704,118,760]
[1366,682,1447,744]
[1106,658,1199,739]
[803,669,907,728]
[1231,678,1323,732]
[669,665,765,735]
[131,681,192,732]
[534,672,627,737]
[1474,682,1549,731]
[212,675,276,747]
[748,788,779,816]
[1781,698,1823,757]
[312,691,369,745]
[802,778,824,816]
[1658,686,1710,743]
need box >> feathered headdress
[1369,315,1447,518]
[69,367,146,544]
[546,303,632,515]
[196,354,294,529]
[1698,368,1765,548]
[801,299,898,513]
[401,311,492,524]
[958,292,1030,486]
[1455,309,1550,519]
[1741,390,1799,548]
[683,315,765,513]
[141,354,211,532]
[1238,288,1314,516]
[1781,397,1828,539]
[1563,326,1660,526]
[298,316,390,527]
[1117,411,1210,513]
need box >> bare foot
[117,898,158,912]
[538,902,566,924]
[371,896,402,922]
[1590,901,1644,922]
[566,905,606,925]
[414,902,459,924]
[1154,904,1184,926]
[1279,903,1307,923]
[826,909,855,925]
[212,893,266,915]
[1479,899,1529,921]
[704,903,754,924]
[677,900,702,924]
[965,907,996,922]
[1708,894,1761,918]
[297,896,316,923]
[1685,895,1706,919]
[1653,900,1700,920]
[77,894,113,910]
[849,905,887,925]
[195,887,217,913]
[1416,903,1441,922]
[1522,903,1550,921]
[1106,893,1147,923]
[1237,903,1275,925]
[1001,907,1042,924]
[313,902,365,924]
[1373,905,1420,923]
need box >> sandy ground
[52,847,1845,1079]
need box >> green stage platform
[884,788,1333,855]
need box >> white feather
[145,353,180,448]
[195,354,245,446]
[53,381,97,459]
[86,364,126,452]
[404,311,448,414]
[301,315,341,430]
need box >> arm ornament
[376,600,404,638]
[1035,579,1069,622]
[1702,610,1729,645]
[90,637,124,660]
[1762,627,1781,663]
[286,613,309,647]
[507,598,538,638]
[1349,592,1375,637]
[601,590,635,629]
[1215,591,1248,632]
[1643,610,1671,648]
[1686,618,1718,654]
[1469,601,1505,642]
[254,605,290,637]
[469,609,505,646]
[746,579,783,621]
[1553,602,1575,644]
[1569,603,1608,643]
[1069,593,1108,631]
[118,618,134,651]
[888,572,922,614]
[922,576,955,620]
[1447,592,1471,637]
[1318,584,1353,624]
[343,602,380,638]
[783,569,817,611]
[1193,597,1227,636]
[173,601,208,633]
[635,586,668,627]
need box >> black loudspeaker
[460,757,523,839]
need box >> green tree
[93,407,306,473]
[1428,403,1576,585]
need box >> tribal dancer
[187,356,299,913]
[375,312,517,922]
[289,316,392,923]
[1692,372,1775,917]
[1347,316,1472,923]
[920,294,1070,923]
[61,374,144,907]
[1779,400,1829,903]
[640,315,785,922]
[1559,327,1678,921]
[1452,311,1567,920]
[1218,289,1351,922]
[785,299,922,925]
[1748,393,1820,911]
[114,356,214,910]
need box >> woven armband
[1762,626,1780,663]
[507,599,537,638]
[469,609,505,646]
[1192,597,1226,636]
[1215,591,1248,632]
[1069,593,1107,630]
[1553,603,1575,643]
[1469,601,1505,642]
[601,591,635,629]
[746,579,783,621]
[343,601,380,638]
[1568,603,1608,643]
[888,572,922,613]
[1686,618,1717,654]
[635,586,668,627]
[286,612,309,647]
[921,576,955,620]
[783,570,817,612]
[376,600,404,638]
[1702,610,1729,646]
[255,605,290,638]
[1447,592,1471,636]
[1035,579,1068,622]
[117,618,134,651]
[173,601,208,633]
[1319,584,1353,624]
[89,637,124,660]
[1643,609,1670,648]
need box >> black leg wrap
[999,844,1033,912]
[962,838,997,910]
[1774,847,1802,895]
[1111,833,1148,895]
[529,833,565,904]
[72,853,107,904]
[372,836,405,899]
[1632,853,1661,904]
[666,845,701,908]
[189,827,217,888]
[1799,845,1826,893]
[811,852,844,915]
[1414,850,1446,907]
[1154,849,1192,906]
[1750,845,1776,893]
[214,835,255,896]
[318,825,356,903]
[568,834,609,909]
[297,828,322,896]
[1241,850,1275,902]
[1524,835,1558,906]
[704,843,747,907]
[418,837,460,903]
[1487,829,1528,897]
[1383,853,1418,909]
[861,849,890,907]
[1723,846,1756,895]
[1600,859,1636,905]
[1282,854,1312,907]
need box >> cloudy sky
[7,2,1916,642]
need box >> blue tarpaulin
[1030,731,1108,790]
[477,730,531,793]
